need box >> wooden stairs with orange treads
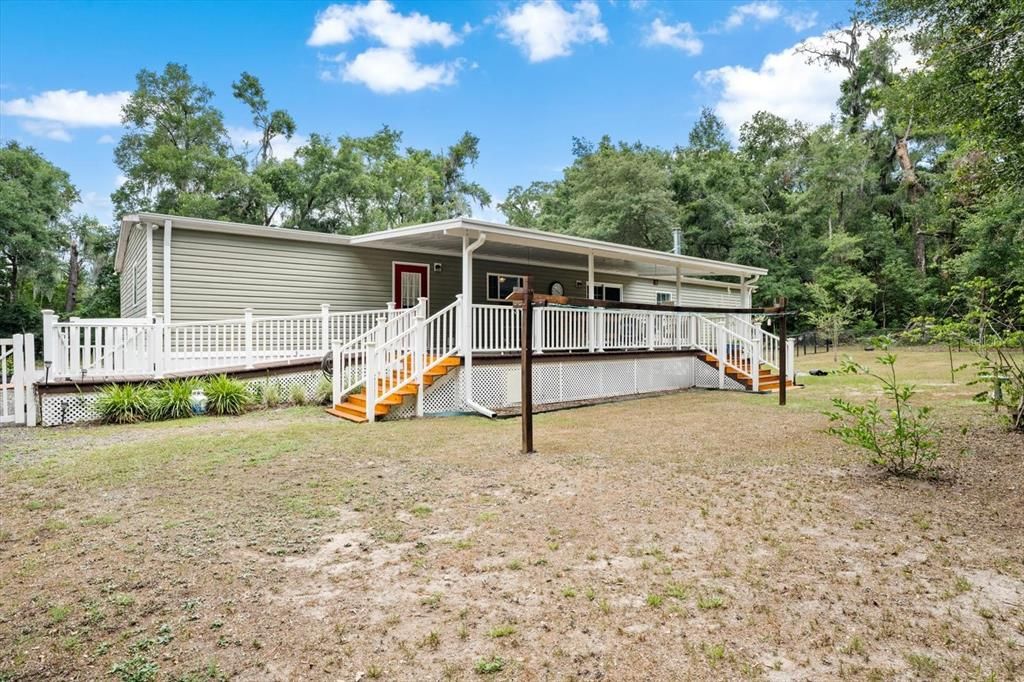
[699,353,797,392]
[326,355,462,423]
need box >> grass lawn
[1,347,1022,680]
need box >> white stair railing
[330,305,421,414]
[724,314,781,373]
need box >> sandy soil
[0,347,1021,681]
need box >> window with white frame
[656,292,674,305]
[591,282,623,302]
[487,273,524,301]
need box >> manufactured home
[28,213,794,426]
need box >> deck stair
[327,355,461,423]
[698,352,796,392]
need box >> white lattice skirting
[390,355,744,418]
[39,369,325,427]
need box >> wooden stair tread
[326,353,461,423]
[326,406,367,423]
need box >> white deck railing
[42,305,402,380]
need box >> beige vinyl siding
[118,226,149,318]
[624,279,744,307]
[163,228,463,322]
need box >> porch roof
[350,217,767,282]
[117,213,766,283]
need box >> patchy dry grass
[0,347,1022,680]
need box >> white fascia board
[131,212,354,247]
[114,215,139,272]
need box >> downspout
[462,232,495,417]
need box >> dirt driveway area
[1,348,1022,680]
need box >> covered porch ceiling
[350,217,767,284]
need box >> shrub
[94,384,154,424]
[289,382,307,405]
[150,379,199,421]
[204,375,251,416]
[313,376,333,406]
[825,342,939,476]
[263,380,281,408]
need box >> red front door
[393,262,429,309]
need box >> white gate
[1,334,38,426]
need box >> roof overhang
[114,213,768,283]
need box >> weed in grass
[906,652,940,677]
[598,598,611,614]
[665,583,689,600]
[547,541,560,551]
[366,664,383,679]
[488,624,516,638]
[411,503,432,518]
[584,587,596,601]
[843,636,866,657]
[48,604,70,624]
[697,593,725,610]
[263,381,281,408]
[421,630,441,650]
[704,643,725,665]
[458,624,469,640]
[507,559,522,571]
[477,511,497,522]
[110,655,158,682]
[82,513,119,527]
[474,656,505,674]
[562,587,576,598]
[25,499,45,511]
[420,593,442,609]
[454,538,474,550]
[978,608,995,619]
[646,593,663,608]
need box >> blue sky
[0,0,855,224]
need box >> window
[657,292,674,305]
[487,273,524,301]
[591,283,623,302]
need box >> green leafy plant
[288,382,307,405]
[263,380,281,408]
[94,384,154,424]
[825,341,939,476]
[150,379,198,421]
[313,376,333,406]
[203,375,251,416]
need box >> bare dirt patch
[1,348,1022,680]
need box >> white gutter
[462,232,495,418]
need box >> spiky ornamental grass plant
[825,338,940,476]
[94,384,154,424]
[150,378,199,421]
[203,375,251,416]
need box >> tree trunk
[65,240,80,314]
[895,136,927,274]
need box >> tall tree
[231,72,297,166]
[0,142,78,305]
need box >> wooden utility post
[519,276,535,454]
[777,297,788,407]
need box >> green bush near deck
[203,375,251,416]
[150,379,199,421]
[94,384,154,424]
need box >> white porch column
[587,252,595,352]
[460,233,493,416]
[163,219,172,323]
[145,224,155,320]
[675,266,683,348]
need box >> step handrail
[724,313,780,372]
[331,306,418,408]
[692,313,762,387]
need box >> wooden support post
[520,276,535,454]
[778,297,788,407]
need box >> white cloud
[784,11,818,32]
[721,1,816,33]
[724,1,781,30]
[97,134,116,144]
[307,1,462,93]
[645,18,702,56]
[499,1,608,63]
[227,126,309,160]
[339,48,460,93]
[1,89,128,142]
[697,31,849,138]
[308,0,457,49]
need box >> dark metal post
[778,297,788,407]
[520,276,535,454]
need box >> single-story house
[35,213,792,425]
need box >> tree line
[2,0,1020,342]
